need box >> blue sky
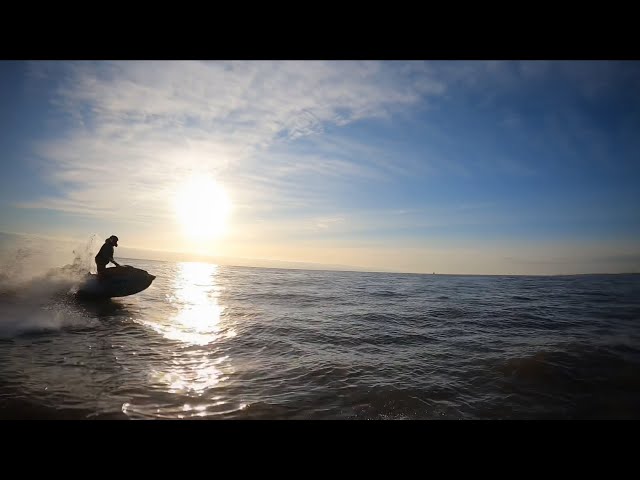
[0,60,639,274]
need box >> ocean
[1,245,639,419]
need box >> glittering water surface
[1,258,639,419]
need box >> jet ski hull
[75,265,156,299]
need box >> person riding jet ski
[95,235,121,276]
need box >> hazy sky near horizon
[1,60,639,274]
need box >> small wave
[242,292,341,303]
[0,302,97,338]
[500,344,640,393]
[369,290,408,298]
[0,397,125,420]
[430,307,468,319]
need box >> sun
[173,176,231,241]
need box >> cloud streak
[9,60,638,273]
[27,61,634,222]
[24,61,449,227]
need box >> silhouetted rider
[95,235,121,275]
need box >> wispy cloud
[12,60,639,273]
[24,61,448,227]
[27,60,631,224]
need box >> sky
[0,60,639,275]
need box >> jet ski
[74,265,156,299]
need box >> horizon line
[1,230,638,278]
[116,255,640,278]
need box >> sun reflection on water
[139,261,236,402]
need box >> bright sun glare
[174,176,231,241]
